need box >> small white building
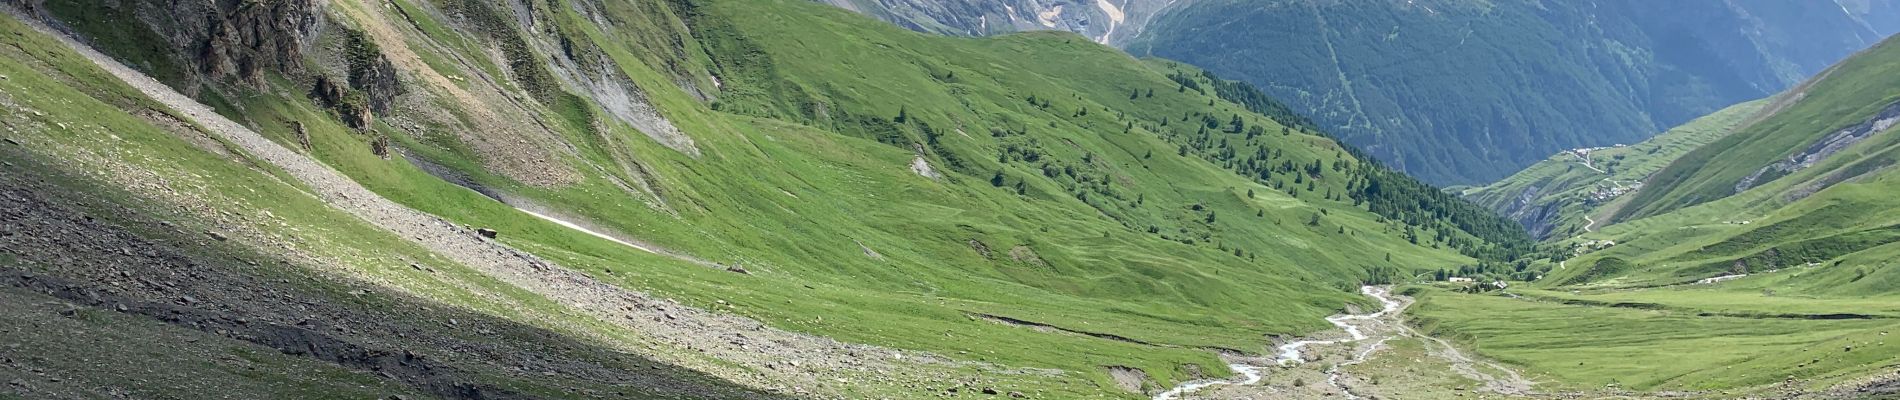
[1448,277,1475,283]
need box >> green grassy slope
[9,0,1528,396]
[1620,36,1900,221]
[1545,35,1900,290]
[0,14,790,398]
[1463,100,1766,240]
[1409,286,1900,394]
[1406,33,1900,398]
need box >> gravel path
[22,11,1039,398]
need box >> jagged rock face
[199,0,322,85]
[10,0,320,85]
[343,29,402,116]
[310,75,373,131]
[20,0,400,131]
[543,0,697,156]
[308,28,400,132]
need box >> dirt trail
[22,12,1045,398]
[1571,151,1607,174]
[503,201,723,269]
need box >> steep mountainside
[1401,38,1900,397]
[1125,0,1895,184]
[1618,39,1900,223]
[1464,100,1767,240]
[1553,34,1900,292]
[1844,0,1900,36]
[820,0,1898,184]
[0,0,1527,397]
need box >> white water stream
[1153,286,1403,400]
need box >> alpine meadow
[0,0,1896,399]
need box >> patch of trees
[1190,70,1535,262]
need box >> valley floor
[1159,280,1900,400]
[1408,282,1900,400]
[1157,286,1535,400]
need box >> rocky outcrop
[342,28,402,116]
[18,0,324,86]
[310,75,373,130]
[307,28,402,131]
[1734,101,1900,194]
[19,0,401,131]
[1513,201,1566,241]
[1490,184,1565,240]
[537,0,697,156]
[199,0,322,85]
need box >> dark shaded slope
[0,148,788,400]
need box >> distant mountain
[1842,0,1900,35]
[1126,0,1895,184]
[812,0,1176,44]
[823,0,1898,185]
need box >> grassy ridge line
[1538,37,1900,290]
[1618,36,1900,221]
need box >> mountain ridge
[823,0,1900,184]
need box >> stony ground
[1158,288,1536,400]
[0,153,784,399]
